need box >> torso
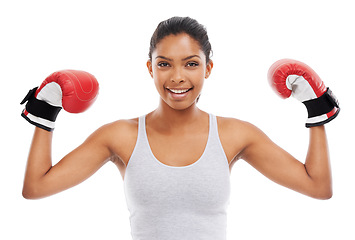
[145,111,209,167]
[108,112,248,179]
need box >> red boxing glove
[267,59,339,127]
[21,70,99,131]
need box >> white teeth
[168,88,190,94]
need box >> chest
[125,160,230,212]
[124,132,231,213]
[147,129,209,167]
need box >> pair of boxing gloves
[20,59,340,131]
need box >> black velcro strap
[303,88,339,118]
[21,87,62,121]
[20,87,38,105]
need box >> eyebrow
[182,55,201,61]
[155,55,201,61]
[155,56,173,61]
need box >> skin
[22,33,332,200]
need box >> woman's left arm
[237,58,340,199]
[238,123,332,200]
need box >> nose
[171,67,185,83]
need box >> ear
[147,60,153,78]
[205,60,213,79]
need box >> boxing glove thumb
[21,70,99,131]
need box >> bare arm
[237,123,332,199]
[22,126,112,199]
[304,126,332,197]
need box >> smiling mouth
[166,88,193,94]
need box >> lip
[166,87,193,100]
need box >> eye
[157,62,170,67]
[186,61,199,67]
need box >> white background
[1,0,354,239]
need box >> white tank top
[124,114,231,240]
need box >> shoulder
[102,118,138,132]
[84,118,139,148]
[216,116,269,162]
[217,116,269,142]
[90,118,140,164]
[97,118,139,143]
[216,116,259,136]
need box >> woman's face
[147,33,213,111]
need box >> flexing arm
[226,59,337,199]
[305,126,332,197]
[22,126,112,199]
[238,123,332,199]
[21,69,103,199]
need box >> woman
[21,17,339,239]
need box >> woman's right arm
[22,125,112,199]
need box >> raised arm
[20,69,101,199]
[238,123,332,199]
[22,126,112,199]
[229,59,339,199]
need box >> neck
[149,99,205,131]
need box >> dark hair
[148,16,212,63]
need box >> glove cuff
[20,87,62,131]
[303,88,340,127]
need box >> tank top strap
[135,114,149,147]
[209,114,217,134]
[138,115,146,134]
[209,114,220,143]
[207,114,229,164]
